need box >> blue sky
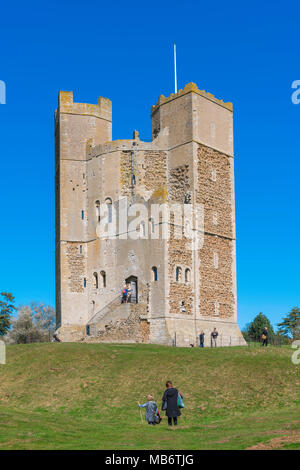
[0,0,299,330]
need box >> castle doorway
[125,276,138,304]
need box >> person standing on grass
[211,328,218,347]
[199,330,205,347]
[138,395,158,425]
[162,381,182,426]
[261,327,268,346]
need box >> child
[121,285,128,303]
[138,395,159,425]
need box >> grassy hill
[0,342,300,450]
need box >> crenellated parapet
[151,82,233,114]
[58,91,112,122]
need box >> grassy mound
[0,342,300,449]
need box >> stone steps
[89,303,132,336]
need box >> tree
[8,302,56,344]
[241,323,251,342]
[30,302,56,333]
[0,292,16,336]
[244,312,275,341]
[277,307,300,339]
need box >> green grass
[0,342,300,449]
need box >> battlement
[89,138,164,159]
[58,91,112,121]
[151,82,233,114]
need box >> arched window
[105,198,112,223]
[151,266,158,282]
[185,268,191,283]
[149,217,155,233]
[100,270,106,288]
[95,200,100,222]
[140,221,146,238]
[176,266,182,282]
[93,272,98,289]
[83,278,87,288]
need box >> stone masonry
[55,82,246,347]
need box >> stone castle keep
[55,82,246,346]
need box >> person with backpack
[121,284,128,303]
[138,394,160,425]
[162,381,183,426]
[261,327,268,346]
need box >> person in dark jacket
[162,381,182,426]
[261,327,268,346]
[199,331,205,347]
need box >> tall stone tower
[55,83,246,346]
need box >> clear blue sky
[0,0,299,330]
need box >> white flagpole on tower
[174,43,177,94]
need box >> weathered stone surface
[55,84,245,346]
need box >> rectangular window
[81,210,84,220]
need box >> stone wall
[94,305,149,343]
[199,235,235,318]
[169,164,190,203]
[197,144,233,239]
[196,143,235,319]
[120,149,168,199]
[144,151,167,194]
[66,243,85,293]
[168,234,193,316]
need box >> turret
[151,82,233,156]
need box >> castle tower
[55,91,112,329]
[55,84,245,346]
[150,83,240,346]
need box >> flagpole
[174,43,177,94]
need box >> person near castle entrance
[126,283,132,303]
[211,328,218,347]
[199,331,205,347]
[138,395,158,425]
[261,327,268,346]
[121,284,128,304]
[162,381,182,426]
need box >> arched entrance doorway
[125,275,138,304]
